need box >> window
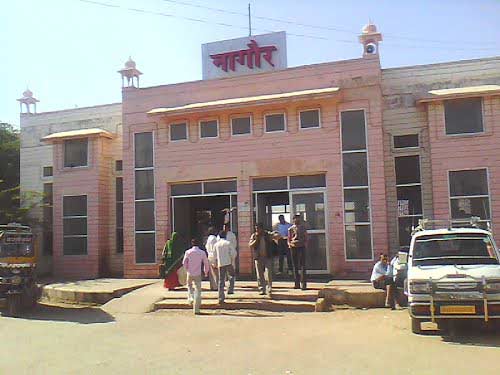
[63,195,87,255]
[289,174,326,189]
[171,182,203,197]
[134,132,156,263]
[43,166,53,177]
[444,98,483,135]
[449,169,490,221]
[135,132,153,168]
[341,110,366,151]
[200,120,218,138]
[43,183,53,255]
[299,109,320,129]
[116,177,123,253]
[231,116,251,135]
[341,110,372,260]
[170,123,188,141]
[393,134,419,149]
[252,177,288,192]
[115,160,123,172]
[64,139,88,168]
[204,180,237,194]
[265,113,285,132]
[395,155,422,248]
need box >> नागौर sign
[202,31,287,79]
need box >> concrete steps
[154,283,320,313]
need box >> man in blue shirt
[370,254,396,309]
[274,215,292,275]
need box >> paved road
[1,302,498,375]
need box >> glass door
[290,191,328,273]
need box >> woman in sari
[162,232,186,290]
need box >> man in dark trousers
[249,223,274,296]
[288,214,308,290]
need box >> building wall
[19,103,122,277]
[122,56,388,278]
[381,56,500,252]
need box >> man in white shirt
[213,231,237,304]
[223,223,238,254]
[370,254,396,309]
[205,227,219,291]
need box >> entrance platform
[39,279,387,312]
[41,279,158,305]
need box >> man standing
[182,239,209,315]
[205,227,218,291]
[213,231,237,304]
[288,214,308,290]
[223,223,237,255]
[249,223,274,296]
[273,215,292,275]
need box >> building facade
[19,25,500,279]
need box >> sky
[1,0,499,127]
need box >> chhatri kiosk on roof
[18,24,500,279]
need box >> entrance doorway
[170,179,238,268]
[252,175,328,273]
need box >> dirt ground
[0,304,498,375]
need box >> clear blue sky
[1,0,499,127]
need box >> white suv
[405,219,500,334]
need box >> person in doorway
[288,214,308,290]
[370,253,396,310]
[249,223,274,296]
[213,231,237,304]
[273,215,292,275]
[163,232,187,290]
[222,223,237,254]
[183,238,210,315]
[205,227,219,291]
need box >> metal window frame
[62,194,88,256]
[298,108,322,130]
[447,167,492,225]
[230,114,253,136]
[264,111,287,133]
[443,97,485,136]
[169,121,189,142]
[340,109,374,262]
[199,118,220,139]
[63,138,89,168]
[133,131,157,265]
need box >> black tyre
[411,317,423,334]
[7,294,21,317]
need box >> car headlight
[483,282,500,293]
[409,281,431,294]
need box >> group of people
[161,215,309,314]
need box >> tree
[0,122,41,225]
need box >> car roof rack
[412,217,491,234]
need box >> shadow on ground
[1,304,115,324]
[439,322,500,348]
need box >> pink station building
[18,24,500,279]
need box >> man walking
[205,227,218,291]
[213,231,237,304]
[288,214,308,290]
[182,239,209,315]
[249,223,274,296]
[273,215,292,275]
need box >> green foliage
[0,122,41,226]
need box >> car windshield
[413,233,499,266]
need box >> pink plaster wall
[122,56,388,278]
[427,96,500,233]
[51,136,120,279]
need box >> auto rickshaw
[0,223,39,317]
